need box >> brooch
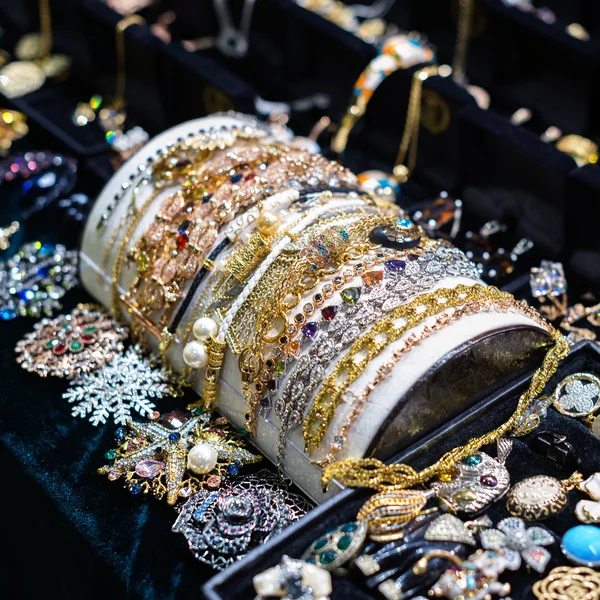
[480,517,555,573]
[63,346,174,426]
[576,473,600,524]
[533,566,600,599]
[0,242,78,320]
[15,304,128,378]
[172,470,311,570]
[506,471,583,521]
[98,410,262,505]
[552,373,600,434]
[253,555,332,600]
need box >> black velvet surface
[0,289,222,600]
[206,342,600,600]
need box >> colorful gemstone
[162,411,188,429]
[302,322,318,338]
[396,218,414,229]
[341,522,358,533]
[340,287,361,304]
[462,454,483,467]
[230,173,243,184]
[314,538,328,551]
[168,432,181,442]
[320,550,337,565]
[207,475,222,488]
[135,460,165,478]
[176,233,189,250]
[105,449,117,460]
[384,259,406,272]
[480,475,498,487]
[362,270,383,287]
[178,220,190,234]
[321,305,338,321]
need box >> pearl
[187,442,218,474]
[182,340,208,368]
[193,317,218,341]
[257,210,280,236]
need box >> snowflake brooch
[0,241,78,320]
[15,304,128,378]
[63,346,174,426]
[98,410,262,505]
[552,373,600,418]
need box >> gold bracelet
[303,283,553,453]
[319,296,546,465]
[321,326,568,495]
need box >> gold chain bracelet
[321,327,568,492]
[303,284,553,452]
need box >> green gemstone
[340,287,361,304]
[84,326,97,333]
[62,324,73,330]
[45,339,59,348]
[191,406,204,416]
[275,362,285,376]
[462,454,482,466]
[337,535,352,551]
[105,449,117,460]
[341,522,358,533]
[313,538,328,551]
[70,341,82,351]
[320,550,337,565]
[236,428,249,436]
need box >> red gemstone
[176,233,189,250]
[321,305,339,321]
[407,253,419,261]
[244,173,255,182]
[81,334,95,344]
[53,344,67,355]
[480,474,498,487]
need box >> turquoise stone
[337,535,352,551]
[396,218,414,229]
[562,525,600,566]
[341,522,358,533]
[320,549,337,565]
[462,454,482,467]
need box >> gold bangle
[303,283,553,453]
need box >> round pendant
[301,520,367,571]
[562,525,600,567]
[506,475,568,521]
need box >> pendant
[368,218,422,250]
[430,438,513,514]
[552,373,600,419]
[506,472,583,521]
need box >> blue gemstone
[178,220,190,234]
[227,465,239,475]
[202,193,213,204]
[384,259,406,272]
[114,428,126,442]
[168,432,181,442]
[37,265,51,278]
[562,525,600,566]
[193,508,205,521]
[396,218,414,229]
[17,289,35,302]
[129,484,142,495]
[1,308,16,320]
[302,322,318,338]
[39,244,55,256]
[230,173,243,184]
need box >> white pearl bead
[187,442,218,474]
[193,317,218,341]
[182,340,208,369]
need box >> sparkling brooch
[98,411,262,505]
[172,470,311,570]
[15,304,128,378]
[0,242,78,320]
[63,346,174,426]
[479,517,555,573]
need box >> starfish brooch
[98,410,261,504]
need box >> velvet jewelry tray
[204,340,600,600]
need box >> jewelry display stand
[80,114,552,503]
